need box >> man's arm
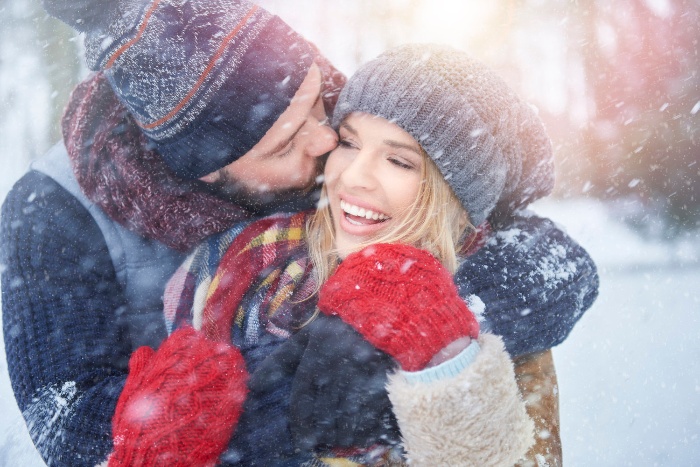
[455,214,589,466]
[455,212,599,357]
[1,171,131,466]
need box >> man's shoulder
[0,169,113,268]
[2,170,79,221]
[5,168,59,194]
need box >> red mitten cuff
[109,327,248,467]
[111,345,155,435]
[318,243,479,371]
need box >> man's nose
[302,119,338,158]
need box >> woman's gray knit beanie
[332,44,555,227]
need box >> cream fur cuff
[387,333,534,466]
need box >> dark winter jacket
[1,144,597,466]
[0,145,183,466]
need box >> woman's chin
[334,236,367,259]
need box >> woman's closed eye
[388,156,417,170]
[338,138,358,150]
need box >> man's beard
[201,171,323,216]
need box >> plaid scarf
[164,212,407,465]
[164,210,491,342]
[164,211,317,342]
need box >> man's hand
[248,314,401,451]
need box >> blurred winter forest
[1,0,699,236]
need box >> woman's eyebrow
[342,121,421,156]
[383,139,423,156]
[340,122,358,135]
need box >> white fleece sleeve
[386,333,534,467]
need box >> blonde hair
[306,149,474,287]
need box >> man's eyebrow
[269,91,324,155]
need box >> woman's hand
[426,337,472,367]
[108,327,248,466]
[318,243,479,372]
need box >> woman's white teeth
[340,200,388,221]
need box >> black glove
[455,213,598,357]
[248,314,401,451]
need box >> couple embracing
[1,0,598,465]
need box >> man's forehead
[235,64,324,163]
[262,72,324,154]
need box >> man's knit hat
[44,0,336,179]
[332,44,555,227]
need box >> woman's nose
[339,150,376,190]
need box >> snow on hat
[43,0,320,179]
[332,44,555,226]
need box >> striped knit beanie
[43,0,319,179]
[332,44,555,226]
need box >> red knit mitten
[108,327,248,467]
[318,243,479,372]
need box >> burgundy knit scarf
[61,51,345,253]
[61,73,253,252]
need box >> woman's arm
[317,243,534,464]
[387,334,534,467]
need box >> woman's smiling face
[324,112,425,257]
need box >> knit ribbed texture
[318,243,479,372]
[332,44,555,226]
[109,327,249,466]
[1,171,129,467]
[44,0,316,178]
